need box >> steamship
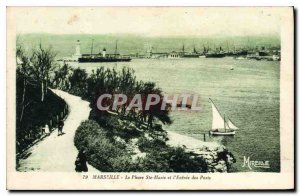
[205,47,225,58]
[78,53,132,63]
[74,40,131,63]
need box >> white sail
[211,101,225,130]
[227,118,239,130]
[225,122,230,130]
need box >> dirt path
[17,89,98,172]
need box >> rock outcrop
[167,131,235,173]
[187,145,235,173]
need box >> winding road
[17,89,98,172]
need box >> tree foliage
[30,44,56,102]
[54,65,172,129]
[16,42,67,155]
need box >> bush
[89,109,142,141]
[137,147,208,172]
[75,120,208,173]
[168,147,208,172]
[74,120,134,172]
[137,136,166,153]
[110,155,136,172]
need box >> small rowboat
[209,98,239,136]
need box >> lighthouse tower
[102,48,106,57]
[75,40,81,56]
[72,40,82,60]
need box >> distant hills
[18,33,280,58]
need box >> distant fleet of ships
[60,40,281,63]
[145,44,280,61]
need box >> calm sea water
[68,58,280,172]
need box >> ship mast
[224,114,226,133]
[90,39,94,55]
[247,36,250,50]
[115,40,118,57]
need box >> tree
[68,68,88,97]
[16,41,67,155]
[30,43,56,102]
[138,82,172,128]
[83,66,172,129]
[16,42,36,123]
[51,63,73,90]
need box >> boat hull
[205,53,226,58]
[209,130,235,136]
[182,54,200,58]
[78,57,131,63]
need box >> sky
[8,7,286,37]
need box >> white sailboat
[209,98,238,136]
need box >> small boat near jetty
[209,98,239,136]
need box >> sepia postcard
[6,7,294,190]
